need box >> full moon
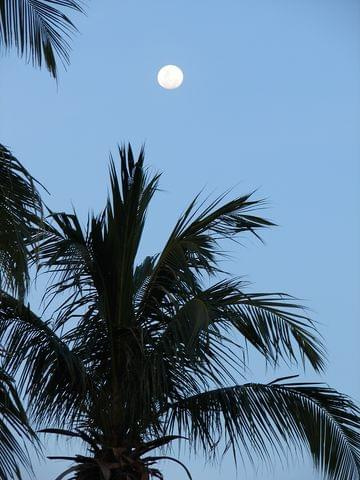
[157,65,184,90]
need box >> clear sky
[1,1,360,479]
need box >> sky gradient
[1,0,360,478]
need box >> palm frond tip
[164,380,360,480]
[0,0,84,77]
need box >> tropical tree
[1,145,360,480]
[0,0,84,78]
[0,144,41,478]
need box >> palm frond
[137,190,273,328]
[199,279,325,371]
[143,277,325,405]
[0,0,84,77]
[0,144,43,298]
[0,291,90,428]
[228,289,325,371]
[164,380,360,480]
[0,367,36,479]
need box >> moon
[157,65,184,90]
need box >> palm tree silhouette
[1,145,360,480]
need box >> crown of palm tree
[1,145,360,480]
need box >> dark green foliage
[0,0,84,77]
[0,363,36,479]
[1,145,359,479]
[0,292,90,428]
[0,144,42,298]
[0,144,43,477]
[165,380,360,477]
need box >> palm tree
[1,145,360,480]
[0,0,84,78]
[0,144,41,478]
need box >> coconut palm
[0,145,41,478]
[1,145,360,480]
[0,0,84,78]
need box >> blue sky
[1,0,359,478]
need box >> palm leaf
[164,379,360,480]
[0,0,84,77]
[0,144,42,298]
[0,291,91,427]
[137,190,273,326]
[0,367,36,479]
[144,277,325,403]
